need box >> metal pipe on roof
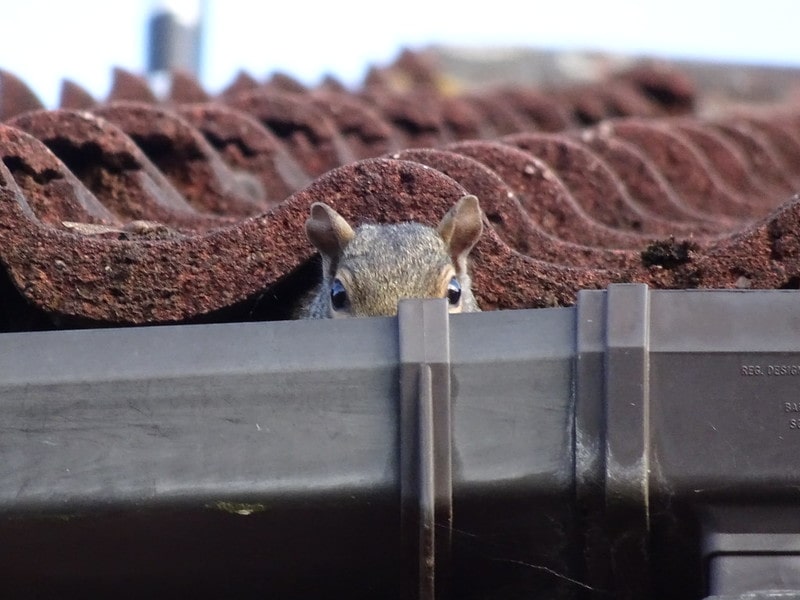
[147,0,203,77]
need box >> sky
[2,0,799,108]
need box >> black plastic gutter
[2,284,800,599]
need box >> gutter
[2,285,800,598]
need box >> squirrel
[297,194,484,318]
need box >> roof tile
[1,55,800,329]
[0,69,44,121]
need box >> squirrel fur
[297,194,483,318]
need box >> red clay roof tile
[1,55,800,329]
[0,70,44,121]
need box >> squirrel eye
[330,278,349,311]
[446,276,462,306]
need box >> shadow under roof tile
[608,79,684,118]
[595,80,664,119]
[459,93,530,137]
[0,124,118,227]
[615,63,696,115]
[308,91,401,160]
[555,84,611,126]
[226,90,356,177]
[555,65,697,125]
[177,102,312,208]
[362,89,454,149]
[7,109,231,231]
[92,102,265,217]
[439,95,491,141]
[494,86,573,132]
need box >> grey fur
[298,197,482,318]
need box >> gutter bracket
[398,298,453,600]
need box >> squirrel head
[304,195,483,317]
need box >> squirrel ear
[438,195,483,267]
[306,202,355,260]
